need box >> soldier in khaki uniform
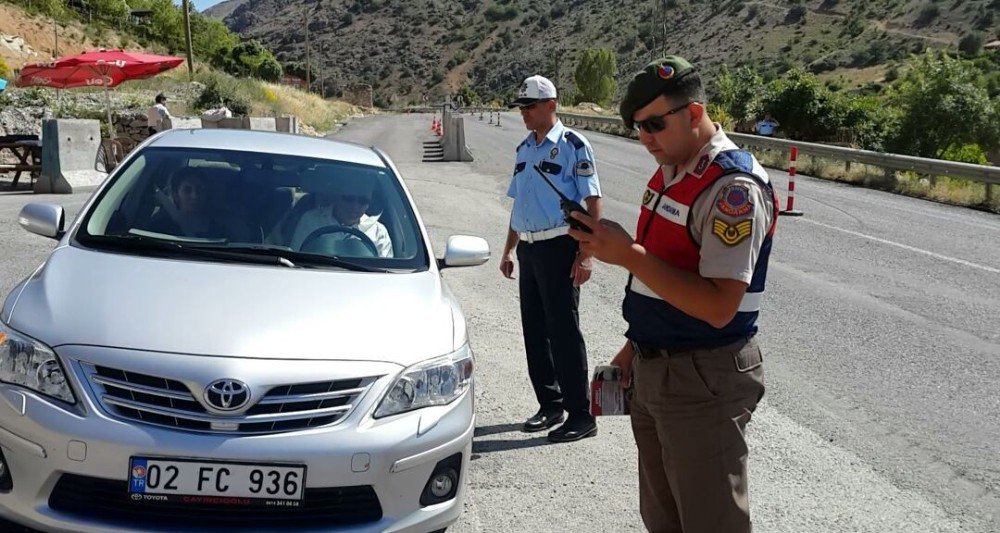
[568,56,778,532]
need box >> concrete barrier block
[215,117,247,130]
[165,117,202,129]
[276,116,299,134]
[247,117,277,131]
[36,119,107,194]
[442,116,474,162]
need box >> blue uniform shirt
[755,119,778,136]
[506,120,601,232]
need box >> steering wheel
[299,225,379,257]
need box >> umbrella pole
[103,82,115,138]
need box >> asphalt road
[1,113,997,532]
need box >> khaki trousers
[630,337,765,533]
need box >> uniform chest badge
[550,146,559,159]
[642,190,654,207]
[712,218,753,246]
[716,183,753,217]
[693,155,711,175]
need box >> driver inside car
[289,174,393,257]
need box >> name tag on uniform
[655,196,689,226]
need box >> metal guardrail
[556,112,1000,194]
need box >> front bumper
[0,349,474,533]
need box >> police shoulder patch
[576,159,595,177]
[564,130,585,149]
[712,218,753,246]
[716,183,753,217]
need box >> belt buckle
[522,231,534,243]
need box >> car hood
[6,245,459,366]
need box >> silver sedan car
[0,129,489,532]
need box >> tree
[574,48,616,105]
[888,51,999,158]
[713,65,764,130]
[761,69,836,140]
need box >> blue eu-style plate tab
[128,457,148,494]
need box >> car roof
[148,129,387,168]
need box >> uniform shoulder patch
[713,149,755,174]
[575,159,595,177]
[712,218,753,246]
[564,130,585,149]
[516,139,527,153]
[716,183,753,217]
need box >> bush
[915,4,940,26]
[786,4,808,24]
[194,73,252,115]
[958,32,984,55]
[0,56,10,79]
[484,5,518,22]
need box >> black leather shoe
[522,410,565,433]
[547,418,597,443]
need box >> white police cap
[509,75,558,108]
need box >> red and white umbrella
[16,49,185,136]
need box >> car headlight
[373,344,473,418]
[0,322,75,404]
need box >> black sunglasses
[633,102,694,133]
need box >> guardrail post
[779,146,804,217]
[496,111,502,127]
[987,183,994,205]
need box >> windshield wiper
[184,243,388,272]
[81,234,298,268]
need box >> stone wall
[342,84,373,109]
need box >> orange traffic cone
[435,117,443,136]
[430,115,437,131]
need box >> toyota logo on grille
[204,379,250,411]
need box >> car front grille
[49,474,382,530]
[82,363,378,434]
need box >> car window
[77,147,427,270]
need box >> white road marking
[799,217,1000,274]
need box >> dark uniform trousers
[630,336,765,533]
[516,234,590,420]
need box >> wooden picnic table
[0,135,43,188]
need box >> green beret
[619,56,696,130]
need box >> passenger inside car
[284,169,394,257]
[148,167,256,241]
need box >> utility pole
[319,40,325,97]
[181,0,195,79]
[303,9,311,92]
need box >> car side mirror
[438,235,490,269]
[18,203,65,240]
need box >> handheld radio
[532,164,592,233]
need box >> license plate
[128,457,307,507]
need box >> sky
[173,0,226,12]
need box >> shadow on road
[473,423,551,455]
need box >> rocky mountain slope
[167,0,1000,105]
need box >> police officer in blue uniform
[500,75,603,443]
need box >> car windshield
[76,146,427,271]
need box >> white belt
[518,226,569,243]
[630,278,763,313]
